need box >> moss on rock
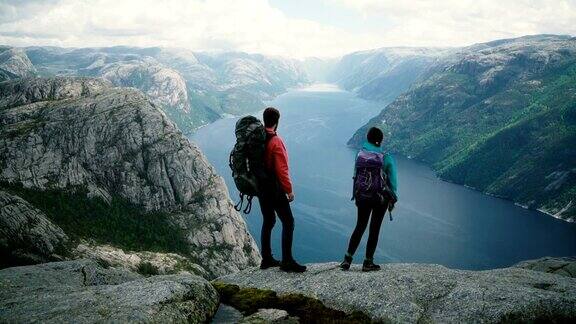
[212,281,379,324]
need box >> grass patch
[137,262,160,276]
[212,281,381,324]
[2,183,191,256]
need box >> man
[258,107,306,273]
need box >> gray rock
[219,262,576,323]
[514,256,576,278]
[0,77,260,277]
[240,309,298,324]
[0,259,219,323]
[211,304,244,324]
[0,190,69,267]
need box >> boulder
[218,262,576,323]
[240,309,299,324]
[0,259,219,323]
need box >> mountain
[19,46,308,134]
[0,46,36,81]
[300,57,339,83]
[329,47,447,102]
[349,35,576,221]
[0,77,260,277]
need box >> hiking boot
[362,259,381,272]
[340,254,352,271]
[280,260,307,273]
[260,256,281,269]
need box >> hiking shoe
[340,255,352,271]
[260,257,281,269]
[362,260,381,272]
[280,260,307,273]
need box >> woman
[340,127,398,271]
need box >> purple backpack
[352,150,389,205]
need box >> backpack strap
[243,196,254,214]
[234,193,254,214]
[234,193,244,212]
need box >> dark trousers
[258,195,294,262]
[346,201,386,260]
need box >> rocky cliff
[0,77,260,277]
[218,260,576,323]
[349,35,576,221]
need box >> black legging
[258,195,294,262]
[346,201,386,260]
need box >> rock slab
[514,256,576,278]
[0,259,219,323]
[219,262,576,323]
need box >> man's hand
[287,192,295,202]
[388,203,395,212]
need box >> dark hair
[367,127,384,146]
[263,107,280,128]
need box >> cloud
[0,0,574,58]
[335,0,576,47]
[0,0,381,58]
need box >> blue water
[191,84,576,270]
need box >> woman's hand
[287,192,295,202]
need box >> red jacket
[264,127,293,194]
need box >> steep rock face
[219,261,576,323]
[0,190,69,267]
[0,47,36,81]
[350,35,576,221]
[0,77,260,277]
[0,259,219,323]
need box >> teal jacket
[357,142,399,198]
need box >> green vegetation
[212,281,381,324]
[351,49,576,220]
[137,262,160,276]
[2,183,191,255]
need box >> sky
[0,0,575,58]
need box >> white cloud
[335,0,576,47]
[0,0,381,58]
[0,0,574,58]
